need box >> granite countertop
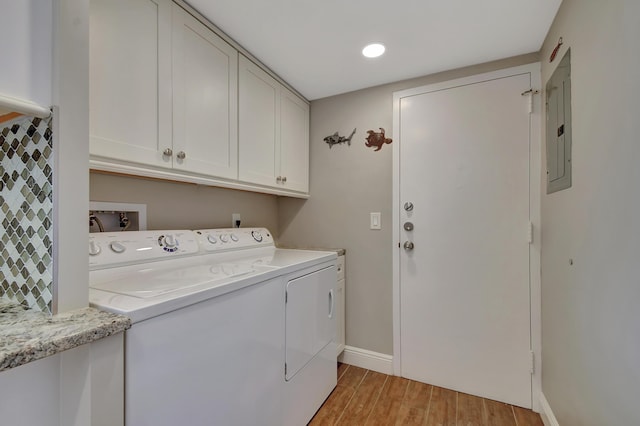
[0,299,131,372]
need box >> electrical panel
[546,49,572,194]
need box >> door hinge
[284,363,287,375]
[530,351,535,374]
[521,89,540,114]
[528,221,533,244]
[285,291,288,304]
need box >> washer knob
[219,234,229,243]
[230,233,239,242]
[251,231,263,242]
[207,234,217,244]
[164,234,176,248]
[89,241,101,256]
[110,241,126,253]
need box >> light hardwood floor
[310,363,544,426]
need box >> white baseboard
[338,345,393,375]
[539,392,560,426]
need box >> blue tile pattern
[0,115,53,313]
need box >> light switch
[370,212,381,230]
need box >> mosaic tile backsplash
[0,115,53,313]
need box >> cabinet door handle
[282,176,287,183]
[176,151,186,160]
[163,148,173,157]
[328,289,334,319]
[276,176,282,183]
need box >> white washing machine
[89,228,337,426]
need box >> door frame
[391,63,542,411]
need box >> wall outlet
[232,213,241,228]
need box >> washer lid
[91,262,258,298]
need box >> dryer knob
[230,233,239,242]
[207,235,218,244]
[110,241,126,254]
[89,241,101,256]
[251,231,263,242]
[219,234,229,243]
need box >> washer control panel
[89,230,199,269]
[194,228,274,253]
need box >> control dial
[219,234,229,243]
[251,231,263,242]
[207,234,217,244]
[230,234,239,242]
[164,234,176,248]
[110,241,126,253]
[89,241,101,256]
[158,234,179,252]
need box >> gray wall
[90,172,279,234]
[540,1,640,424]
[278,53,538,355]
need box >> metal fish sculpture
[365,128,392,152]
[324,128,356,148]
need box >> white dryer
[89,228,336,426]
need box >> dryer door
[285,265,336,381]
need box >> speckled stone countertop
[0,299,131,372]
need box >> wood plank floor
[310,363,544,426]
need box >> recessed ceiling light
[362,43,386,58]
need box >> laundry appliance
[89,227,337,425]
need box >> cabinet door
[172,5,238,179]
[238,55,279,187]
[279,88,309,193]
[90,0,172,167]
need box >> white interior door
[397,71,533,407]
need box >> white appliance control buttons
[158,234,179,252]
[220,234,229,243]
[89,241,101,256]
[207,235,217,244]
[230,234,239,242]
[110,241,126,254]
[251,231,263,242]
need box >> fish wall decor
[324,128,356,148]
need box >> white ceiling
[186,0,561,100]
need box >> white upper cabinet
[171,4,238,179]
[90,1,308,197]
[279,88,310,193]
[0,1,52,114]
[239,55,309,193]
[238,56,279,186]
[90,0,172,167]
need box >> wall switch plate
[370,212,381,230]
[232,213,241,228]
